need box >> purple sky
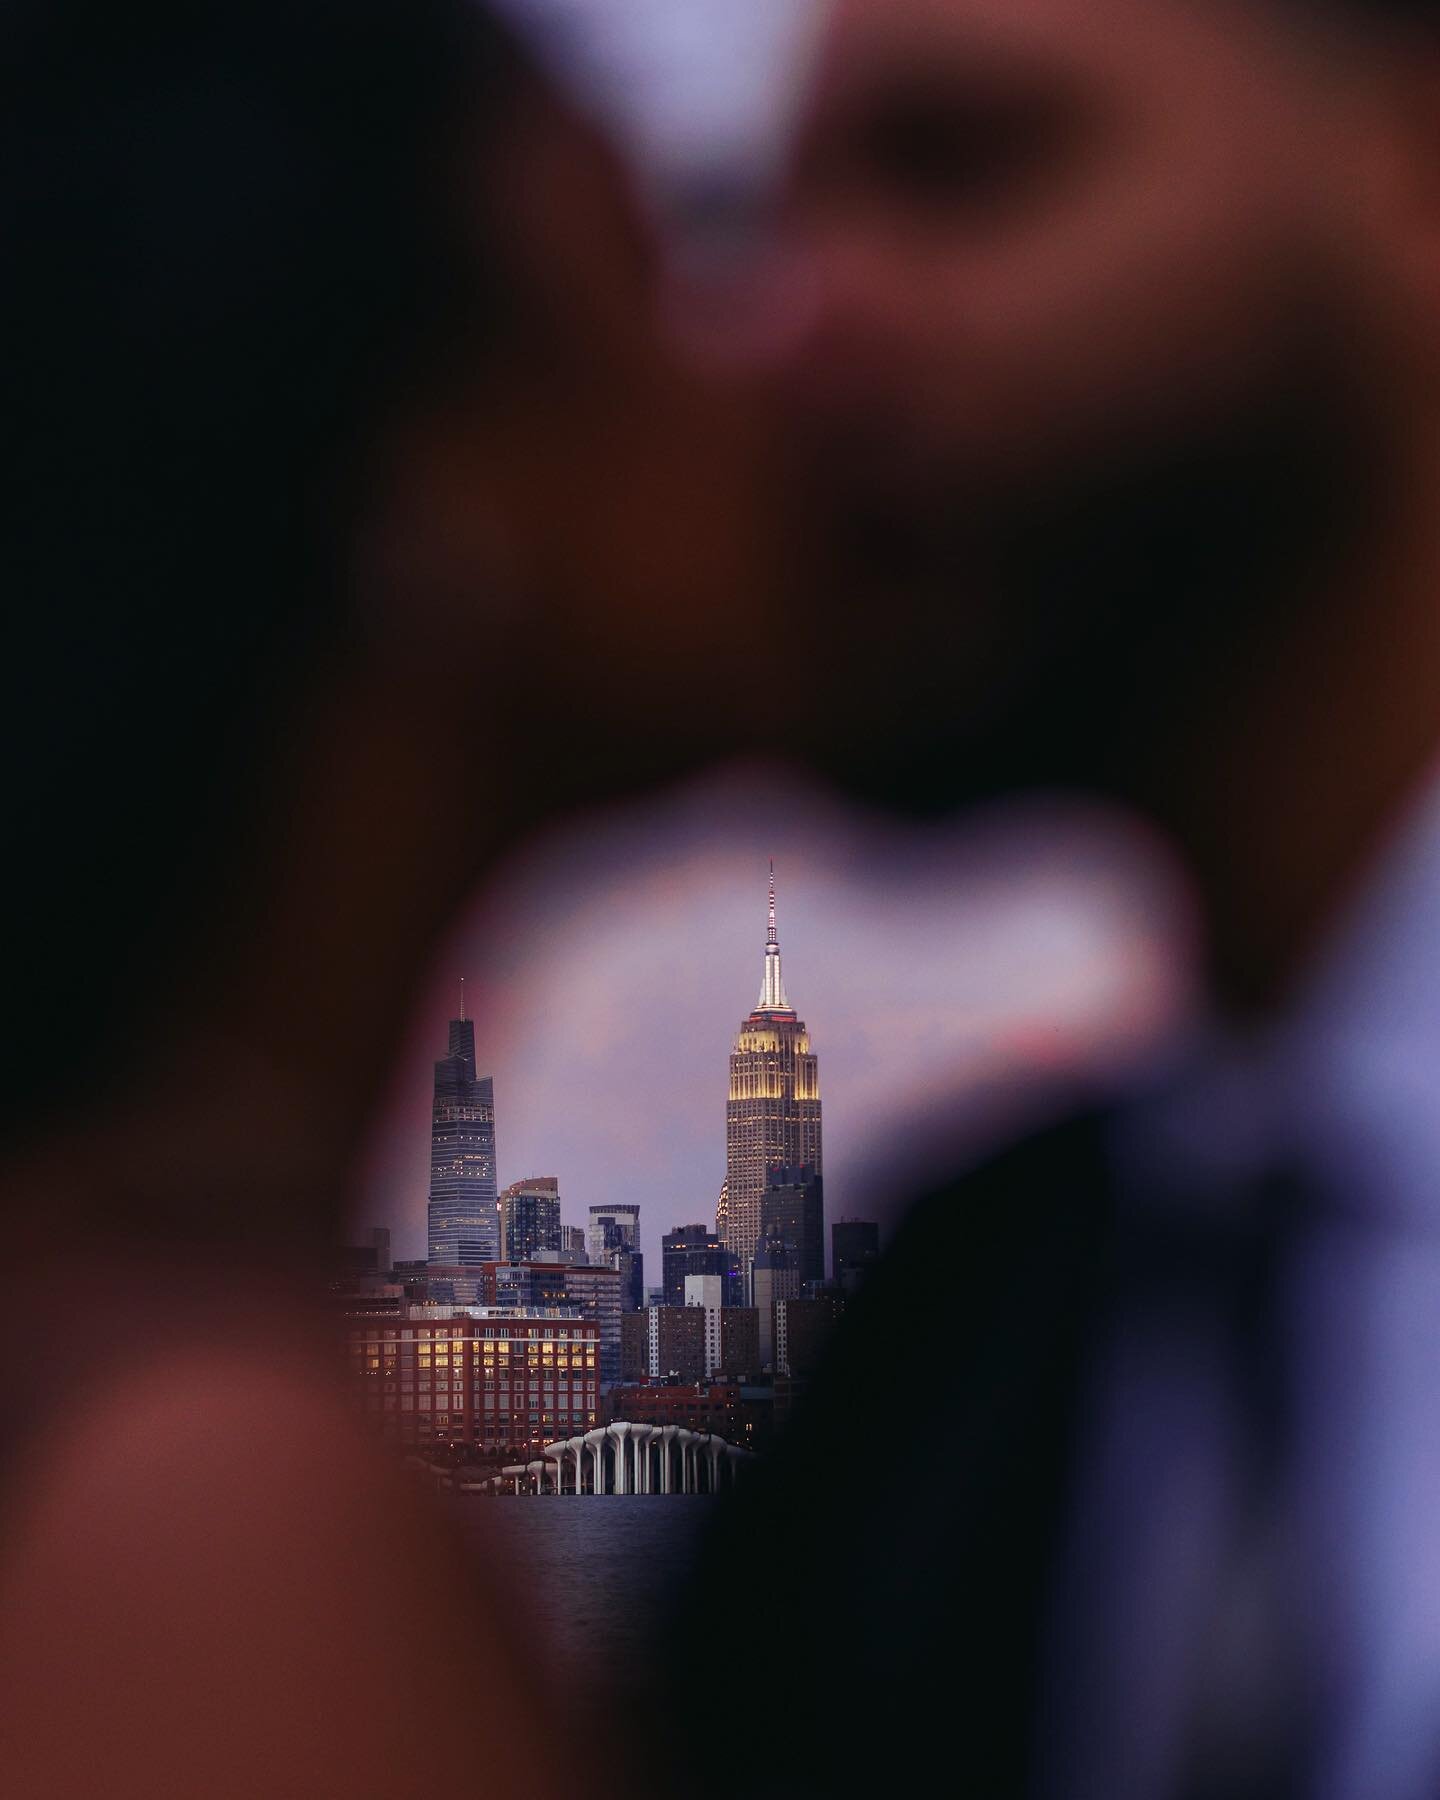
[495,0,822,201]
[353,767,1189,1276]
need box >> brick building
[646,1305,708,1383]
[346,1306,599,1456]
[718,1306,760,1378]
[621,1309,649,1381]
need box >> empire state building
[724,865,822,1275]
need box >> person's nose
[757,227,909,426]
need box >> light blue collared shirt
[1048,769,1440,1800]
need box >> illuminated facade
[478,1258,624,1387]
[427,1003,499,1267]
[724,866,822,1278]
[346,1306,600,1453]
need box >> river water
[454,1495,715,1706]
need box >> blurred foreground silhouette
[0,2,776,1793]
[668,3,1440,1798]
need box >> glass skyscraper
[587,1204,643,1312]
[427,1007,499,1266]
[724,865,822,1277]
[500,1176,562,1262]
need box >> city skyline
[356,774,1183,1277]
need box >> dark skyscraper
[663,1222,743,1307]
[832,1218,880,1291]
[761,1165,825,1292]
[427,994,499,1266]
[724,865,822,1277]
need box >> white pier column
[610,1422,631,1495]
[582,1428,606,1494]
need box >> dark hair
[0,0,530,1136]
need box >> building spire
[459,975,465,1022]
[757,859,792,1013]
[768,860,777,947]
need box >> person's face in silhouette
[376,99,776,809]
[773,0,1436,810]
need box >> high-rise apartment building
[646,1305,709,1384]
[500,1176,562,1263]
[427,1000,499,1266]
[684,1273,726,1377]
[561,1225,588,1261]
[724,866,822,1276]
